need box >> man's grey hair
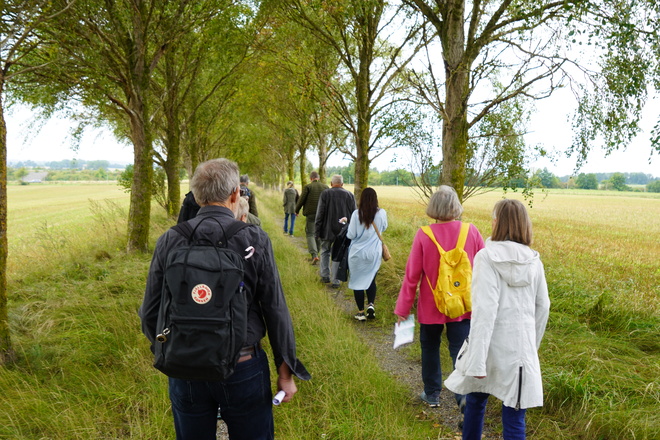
[240,174,250,184]
[191,159,240,206]
[331,174,343,186]
[426,185,463,221]
[309,171,319,180]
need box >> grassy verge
[2,183,658,439]
[2,184,440,439]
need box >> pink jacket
[395,221,485,324]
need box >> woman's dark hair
[491,199,533,245]
[358,187,379,227]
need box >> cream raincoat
[444,239,550,409]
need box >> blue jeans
[168,348,273,440]
[284,213,296,235]
[420,320,470,400]
[463,392,526,440]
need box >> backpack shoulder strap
[221,220,250,246]
[170,221,194,241]
[421,225,445,254]
[170,218,250,245]
[456,222,470,250]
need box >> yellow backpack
[420,223,472,319]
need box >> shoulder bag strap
[372,222,384,243]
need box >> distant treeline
[8,159,127,170]
[7,162,660,193]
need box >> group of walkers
[289,172,550,440]
[140,159,550,440]
[293,171,388,321]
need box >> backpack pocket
[154,315,236,381]
[444,290,468,319]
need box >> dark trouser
[419,320,470,401]
[305,216,320,258]
[463,392,526,440]
[353,277,377,310]
[168,348,273,440]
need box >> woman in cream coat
[445,199,550,440]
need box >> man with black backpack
[139,158,310,440]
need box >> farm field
[2,183,659,439]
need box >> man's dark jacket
[315,187,356,241]
[295,180,328,217]
[139,205,310,380]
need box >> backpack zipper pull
[156,328,170,343]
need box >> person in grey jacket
[315,175,357,288]
[140,159,309,440]
[282,181,298,236]
[445,198,550,440]
[295,171,328,264]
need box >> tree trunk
[126,7,153,252]
[164,147,180,219]
[352,8,375,200]
[439,0,469,202]
[316,132,328,184]
[0,81,15,364]
[287,146,295,182]
[127,109,153,252]
[298,145,307,185]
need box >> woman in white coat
[444,199,550,440]
[346,187,387,321]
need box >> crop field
[2,182,659,439]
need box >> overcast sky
[6,95,658,177]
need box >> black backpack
[153,217,250,381]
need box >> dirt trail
[287,230,503,440]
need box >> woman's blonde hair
[491,199,532,245]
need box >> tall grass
[2,184,441,439]
[2,183,658,439]
[324,186,660,440]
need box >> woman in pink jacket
[395,186,485,419]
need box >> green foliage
[610,172,630,191]
[647,179,660,193]
[117,165,134,193]
[576,172,599,189]
[14,167,28,183]
[117,165,168,211]
[535,168,562,188]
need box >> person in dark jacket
[315,174,356,288]
[140,158,309,440]
[282,181,298,236]
[295,171,328,264]
[177,191,200,223]
[240,174,258,217]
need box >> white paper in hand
[393,314,415,349]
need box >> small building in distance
[22,172,49,183]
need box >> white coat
[444,239,550,409]
[346,209,387,290]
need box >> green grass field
[2,183,659,439]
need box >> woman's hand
[395,314,408,324]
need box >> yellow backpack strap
[420,225,445,254]
[421,225,445,294]
[456,222,470,250]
